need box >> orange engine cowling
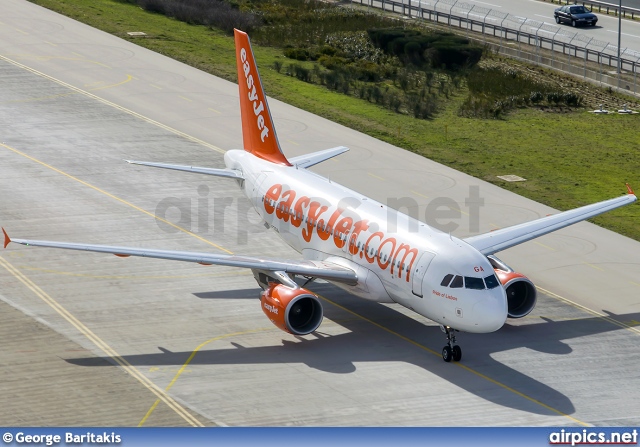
[494,269,537,319]
[261,284,324,335]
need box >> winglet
[626,183,635,195]
[234,29,291,166]
[2,227,11,249]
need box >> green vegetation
[367,28,482,70]
[26,0,640,241]
[460,65,583,119]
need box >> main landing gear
[440,325,462,363]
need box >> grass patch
[27,0,640,241]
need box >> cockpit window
[450,275,463,288]
[484,274,500,289]
[440,274,454,287]
[442,273,496,290]
[464,276,485,290]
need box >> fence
[354,0,640,93]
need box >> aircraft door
[411,251,435,297]
[252,171,268,196]
[250,171,270,210]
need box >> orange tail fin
[234,29,291,166]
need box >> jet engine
[260,283,324,335]
[488,255,537,319]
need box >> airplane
[2,29,637,363]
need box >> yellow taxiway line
[0,255,204,427]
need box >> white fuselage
[225,150,508,333]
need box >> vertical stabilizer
[234,29,291,166]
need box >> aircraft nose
[472,290,507,332]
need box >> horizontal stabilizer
[289,146,349,169]
[125,160,243,179]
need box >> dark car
[554,5,598,27]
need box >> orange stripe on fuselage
[234,29,291,166]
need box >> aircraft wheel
[442,346,453,363]
[452,345,462,362]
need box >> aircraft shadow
[65,282,638,417]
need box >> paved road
[405,0,640,54]
[1,0,639,426]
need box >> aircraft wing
[2,229,357,285]
[124,146,349,176]
[464,185,637,256]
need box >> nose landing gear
[440,325,462,362]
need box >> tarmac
[0,0,639,426]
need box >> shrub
[563,92,582,107]
[352,61,383,82]
[293,65,311,82]
[133,0,260,34]
[284,47,310,61]
[320,45,337,56]
[530,91,543,103]
[318,55,348,70]
[547,92,562,105]
[368,29,482,70]
[137,0,166,14]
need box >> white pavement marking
[607,29,640,40]
[470,0,502,7]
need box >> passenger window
[450,275,463,288]
[484,274,500,289]
[465,276,485,290]
[440,274,454,287]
